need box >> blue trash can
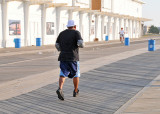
[15,38,21,48]
[125,37,130,46]
[105,36,108,41]
[148,39,155,51]
[36,38,41,46]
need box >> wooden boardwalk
[0,49,160,114]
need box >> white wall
[101,0,111,12]
[0,4,2,48]
[112,0,142,17]
[29,5,41,46]
[52,0,89,8]
[45,7,57,45]
[7,1,24,47]
[75,0,90,8]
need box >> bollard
[36,38,41,46]
[125,37,130,46]
[105,36,108,41]
[15,38,21,48]
[148,39,155,51]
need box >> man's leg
[59,76,65,90]
[56,76,65,100]
[73,77,79,92]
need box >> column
[139,21,143,37]
[79,11,83,36]
[111,0,114,13]
[41,4,46,45]
[135,20,137,38]
[101,15,104,41]
[24,1,30,46]
[132,20,134,38]
[139,21,142,37]
[119,18,122,30]
[1,1,8,48]
[68,10,73,20]
[95,14,98,38]
[128,19,131,38]
[89,0,92,9]
[72,0,76,6]
[119,18,122,39]
[107,16,111,40]
[124,19,126,35]
[88,13,92,41]
[113,17,117,40]
[56,7,61,36]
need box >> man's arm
[76,31,84,48]
[55,33,61,51]
[55,43,61,51]
[77,40,84,48]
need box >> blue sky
[142,0,160,27]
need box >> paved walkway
[0,36,160,114]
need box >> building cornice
[132,0,145,4]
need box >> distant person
[55,20,84,100]
[119,28,125,43]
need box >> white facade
[0,0,147,48]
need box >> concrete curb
[1,37,159,57]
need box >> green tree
[148,25,159,34]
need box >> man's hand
[77,40,84,48]
[55,43,61,51]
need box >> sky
[142,0,160,27]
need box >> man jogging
[55,20,84,100]
[119,27,125,43]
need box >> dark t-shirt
[56,29,83,61]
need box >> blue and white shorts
[120,34,124,38]
[59,61,80,78]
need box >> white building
[0,0,150,48]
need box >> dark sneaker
[73,89,79,97]
[56,88,64,100]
